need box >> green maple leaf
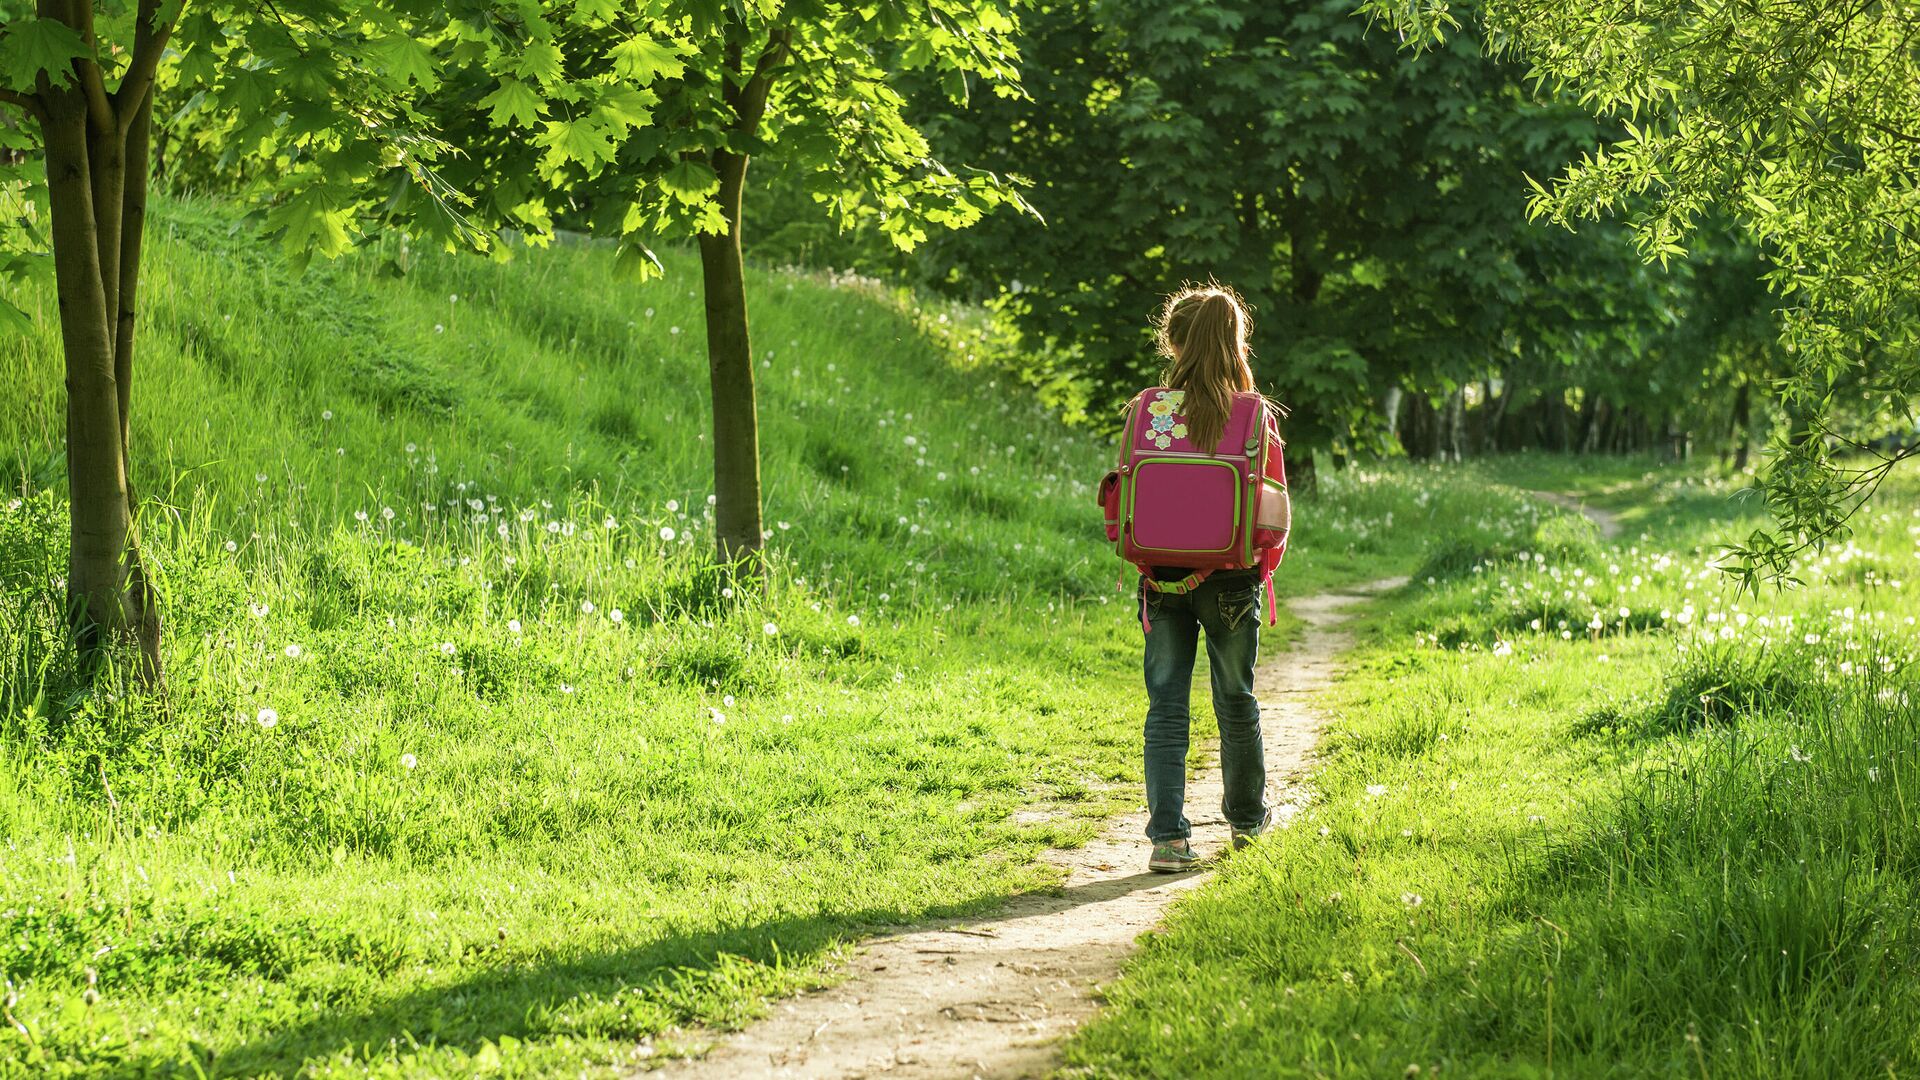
[374,34,439,91]
[0,17,88,92]
[539,117,616,172]
[480,77,545,128]
[614,239,664,281]
[265,187,355,258]
[515,40,566,86]
[659,158,719,205]
[595,84,657,129]
[0,297,31,334]
[605,36,685,83]
[573,0,622,22]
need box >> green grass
[16,200,1875,1080]
[1068,461,1920,1077]
[0,199,1527,1077]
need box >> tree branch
[68,0,117,135]
[732,27,793,136]
[0,90,48,125]
[1863,118,1920,147]
[113,0,178,131]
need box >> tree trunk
[1582,396,1608,455]
[1481,374,1512,454]
[1731,381,1752,471]
[1291,450,1317,495]
[697,27,789,571]
[1400,393,1429,458]
[1380,386,1403,444]
[1444,388,1465,462]
[42,85,161,685]
[698,179,764,568]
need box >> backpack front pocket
[1126,457,1241,555]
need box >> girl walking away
[1097,284,1291,873]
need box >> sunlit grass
[1069,463,1920,1078]
[0,199,1508,1077]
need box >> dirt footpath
[643,578,1405,1080]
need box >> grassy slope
[1070,457,1920,1077]
[0,201,1151,1078]
[0,201,1538,1078]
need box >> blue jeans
[1141,574,1268,842]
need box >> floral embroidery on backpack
[1145,390,1188,448]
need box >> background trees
[410,1,1033,567]
[0,0,519,682]
[1362,0,1920,578]
[6,0,1034,679]
[13,0,1891,678]
[825,0,1731,488]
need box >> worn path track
[1531,489,1623,539]
[645,577,1406,1079]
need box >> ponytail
[1155,283,1255,453]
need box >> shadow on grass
[125,871,1175,1078]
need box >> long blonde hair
[1155,283,1255,453]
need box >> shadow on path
[113,872,1174,1079]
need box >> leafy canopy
[912,0,1670,457]
[3,0,1034,312]
[406,0,1037,276]
[1361,0,1920,584]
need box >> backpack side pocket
[1098,469,1123,543]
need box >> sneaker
[1148,838,1202,873]
[1231,810,1274,852]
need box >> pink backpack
[1098,388,1290,630]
